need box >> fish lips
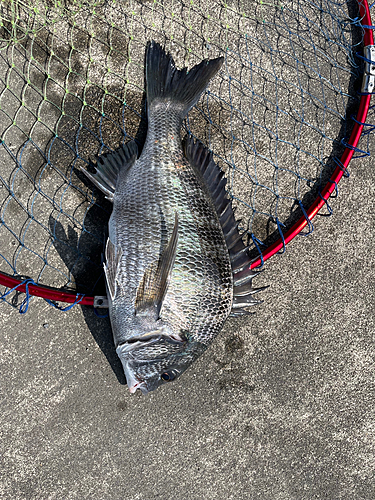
[116,343,150,394]
[123,365,149,394]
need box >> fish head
[116,333,201,394]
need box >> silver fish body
[82,42,263,394]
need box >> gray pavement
[1,1,374,499]
[1,158,374,500]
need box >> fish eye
[161,371,176,382]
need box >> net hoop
[0,0,373,307]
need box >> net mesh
[0,0,370,305]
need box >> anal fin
[80,140,138,201]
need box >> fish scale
[112,140,233,338]
[81,41,262,394]
[110,101,233,329]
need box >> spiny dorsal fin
[184,135,266,316]
[80,140,138,202]
[183,135,250,260]
[104,238,123,301]
[135,213,179,319]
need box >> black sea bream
[82,41,263,394]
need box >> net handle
[0,0,373,306]
[0,274,95,305]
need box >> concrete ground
[1,1,374,499]
[1,159,374,500]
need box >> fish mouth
[115,345,150,394]
[124,367,149,395]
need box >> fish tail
[146,41,223,118]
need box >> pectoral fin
[104,238,123,301]
[135,213,179,318]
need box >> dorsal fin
[135,213,179,319]
[184,135,265,315]
[80,140,138,202]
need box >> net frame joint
[94,296,109,308]
[361,45,375,93]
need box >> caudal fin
[146,41,223,118]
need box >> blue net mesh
[0,0,371,307]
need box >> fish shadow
[48,83,149,385]
[48,210,126,385]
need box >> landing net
[0,0,373,309]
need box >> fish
[81,41,264,394]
